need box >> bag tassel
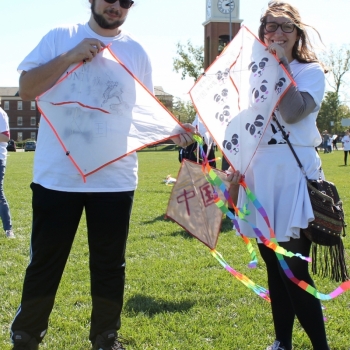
[310,239,349,282]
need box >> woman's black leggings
[258,232,330,350]
[344,150,349,165]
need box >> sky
[1,0,350,101]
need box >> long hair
[258,1,323,66]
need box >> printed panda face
[245,114,264,137]
[248,57,269,77]
[216,68,230,84]
[222,68,230,79]
[215,105,231,124]
[214,88,229,104]
[252,80,269,103]
[275,77,286,94]
[222,134,239,154]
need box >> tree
[318,91,340,132]
[320,45,350,96]
[173,41,204,82]
[172,41,205,123]
[171,98,196,124]
[318,45,350,133]
[318,91,350,133]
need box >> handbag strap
[272,114,309,180]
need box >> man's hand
[171,123,199,148]
[19,39,106,100]
[65,38,106,64]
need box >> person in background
[326,135,332,153]
[228,2,329,349]
[341,129,350,166]
[10,1,195,349]
[0,107,14,239]
[332,135,338,151]
[322,130,331,153]
[192,114,216,167]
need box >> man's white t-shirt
[18,23,153,192]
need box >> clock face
[217,0,235,14]
[206,0,212,19]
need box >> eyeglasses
[264,22,295,33]
[104,0,134,9]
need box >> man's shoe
[6,229,15,238]
[12,331,38,350]
[92,330,125,350]
[266,340,286,350]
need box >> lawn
[0,149,349,349]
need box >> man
[0,108,14,239]
[10,1,195,349]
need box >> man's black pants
[11,183,134,344]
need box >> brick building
[0,87,40,141]
[0,86,173,142]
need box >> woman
[0,107,14,238]
[228,2,329,349]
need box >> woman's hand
[226,168,243,185]
[226,168,243,206]
[265,43,286,60]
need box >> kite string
[194,137,350,300]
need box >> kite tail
[235,181,350,300]
[193,137,350,301]
[210,249,270,302]
[214,196,258,268]
[275,244,350,300]
[238,181,312,262]
[195,137,310,263]
[241,182,350,300]
[204,162,311,263]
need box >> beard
[91,0,126,30]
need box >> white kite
[37,45,185,181]
[190,26,293,173]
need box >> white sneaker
[266,340,286,350]
[5,229,15,238]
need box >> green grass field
[0,149,349,349]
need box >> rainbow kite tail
[210,249,270,302]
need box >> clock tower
[204,0,243,69]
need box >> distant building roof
[0,87,19,96]
[154,86,173,97]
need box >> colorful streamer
[211,249,270,301]
[194,136,350,301]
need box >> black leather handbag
[304,179,345,246]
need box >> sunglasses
[264,22,295,33]
[104,0,134,9]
